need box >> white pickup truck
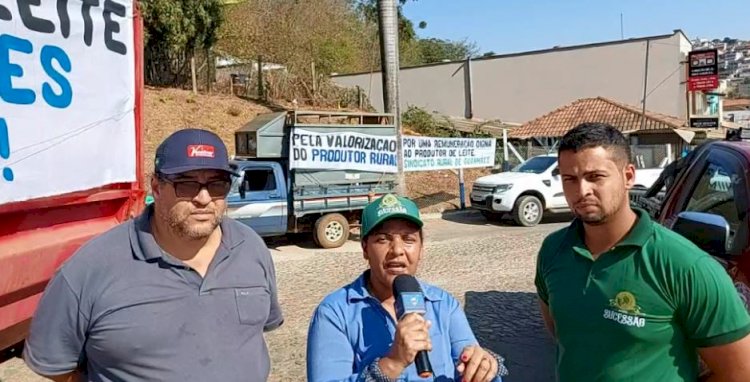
[469,154,665,226]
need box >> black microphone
[392,274,433,378]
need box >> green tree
[140,0,224,86]
[219,0,372,74]
[213,0,481,97]
[217,0,376,101]
[415,38,479,64]
[352,1,478,66]
[351,0,427,66]
[352,0,419,40]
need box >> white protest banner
[403,136,496,172]
[290,128,398,173]
[1,1,136,204]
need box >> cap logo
[380,194,399,207]
[187,145,215,158]
[377,194,406,216]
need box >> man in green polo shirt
[534,122,750,381]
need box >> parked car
[637,128,750,269]
[470,154,664,226]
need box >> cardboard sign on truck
[0,1,145,361]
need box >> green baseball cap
[361,194,423,238]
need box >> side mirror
[671,211,730,257]
[238,176,247,199]
[551,168,560,177]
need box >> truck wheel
[311,229,321,247]
[314,213,350,249]
[512,195,543,227]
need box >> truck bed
[292,182,395,217]
[0,186,143,360]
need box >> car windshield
[512,156,557,174]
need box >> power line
[641,65,684,103]
[648,66,683,98]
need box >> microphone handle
[415,349,433,378]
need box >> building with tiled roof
[506,97,729,168]
[509,97,687,139]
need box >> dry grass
[143,86,273,187]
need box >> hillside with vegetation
[141,1,483,98]
[142,87,490,213]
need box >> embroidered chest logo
[603,291,646,328]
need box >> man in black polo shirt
[535,123,750,381]
[23,128,283,381]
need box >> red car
[637,128,750,302]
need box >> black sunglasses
[158,174,231,198]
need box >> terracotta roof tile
[509,97,687,139]
[724,98,750,110]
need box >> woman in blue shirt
[306,194,508,382]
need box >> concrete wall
[333,61,468,118]
[332,31,691,124]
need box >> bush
[401,106,484,138]
[402,106,448,136]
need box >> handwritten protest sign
[403,136,495,172]
[1,1,136,204]
[290,128,398,173]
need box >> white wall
[333,31,691,124]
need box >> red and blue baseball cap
[154,128,238,176]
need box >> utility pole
[377,0,405,196]
[641,39,650,130]
[257,55,265,101]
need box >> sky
[401,0,750,55]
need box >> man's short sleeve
[23,269,89,376]
[679,256,750,348]
[535,237,551,304]
[262,246,283,332]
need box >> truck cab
[226,160,288,237]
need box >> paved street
[0,211,571,382]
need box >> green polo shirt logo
[604,291,645,328]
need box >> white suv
[470,154,663,226]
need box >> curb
[421,209,480,220]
